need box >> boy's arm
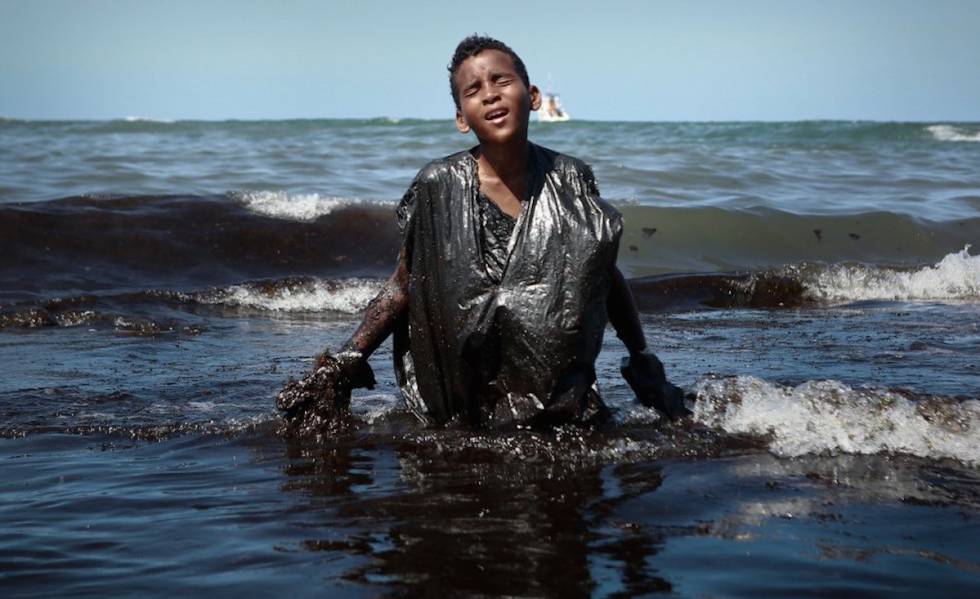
[608,266,691,421]
[320,247,410,366]
[276,249,409,424]
[607,266,647,354]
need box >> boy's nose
[481,90,501,104]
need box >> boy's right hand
[315,349,377,391]
[276,350,376,435]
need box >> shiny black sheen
[393,144,623,427]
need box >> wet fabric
[477,192,517,284]
[393,143,623,427]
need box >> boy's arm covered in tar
[275,250,407,431]
[608,266,691,421]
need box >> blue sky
[1,0,978,121]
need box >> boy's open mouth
[485,108,509,121]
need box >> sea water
[1,118,979,596]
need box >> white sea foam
[199,279,381,313]
[187,400,217,412]
[927,124,980,143]
[351,392,402,424]
[234,190,362,221]
[121,115,175,123]
[804,246,980,302]
[693,375,980,466]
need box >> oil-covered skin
[339,247,410,358]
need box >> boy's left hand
[620,351,692,421]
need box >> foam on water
[233,190,363,221]
[693,375,980,466]
[927,124,980,143]
[122,116,175,124]
[804,246,980,302]
[197,278,382,313]
[350,392,402,424]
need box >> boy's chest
[478,178,524,219]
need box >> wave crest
[121,116,175,124]
[231,190,363,222]
[803,245,979,302]
[927,124,980,143]
[693,375,980,465]
[194,278,382,313]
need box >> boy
[278,36,688,430]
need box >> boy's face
[454,49,541,145]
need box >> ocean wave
[121,116,176,124]
[927,124,980,143]
[803,246,979,302]
[3,369,978,470]
[618,205,979,274]
[2,195,978,309]
[0,195,401,292]
[0,276,385,333]
[627,247,980,312]
[693,375,980,466]
[231,190,364,222]
[194,278,382,313]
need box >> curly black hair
[448,35,530,109]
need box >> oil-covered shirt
[393,143,623,427]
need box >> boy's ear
[455,109,470,134]
[529,85,542,111]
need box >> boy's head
[448,35,529,110]
[448,35,541,143]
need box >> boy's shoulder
[413,150,473,186]
[535,143,580,166]
[532,145,602,198]
[531,144,598,183]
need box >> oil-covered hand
[313,350,377,391]
[620,351,691,421]
[275,350,376,435]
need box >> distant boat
[538,92,570,122]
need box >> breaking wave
[803,245,980,302]
[5,372,978,469]
[627,246,980,312]
[4,195,977,302]
[927,124,980,143]
[3,247,978,335]
[231,190,365,222]
[0,277,385,332]
[693,375,980,466]
[194,277,382,313]
[121,116,176,124]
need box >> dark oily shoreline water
[1,119,979,596]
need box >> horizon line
[3,115,980,124]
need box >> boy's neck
[475,139,530,183]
